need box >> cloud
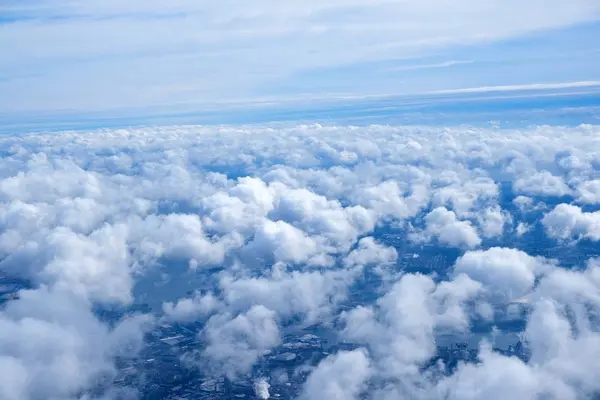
[415,207,482,249]
[516,222,531,237]
[343,237,398,269]
[219,267,352,324]
[452,247,548,303]
[323,248,600,399]
[254,378,271,399]
[299,349,372,400]
[542,203,600,241]
[340,273,481,388]
[201,305,281,379]
[0,288,152,400]
[0,122,600,397]
[513,170,571,197]
[162,291,219,323]
[576,179,600,204]
[385,60,474,72]
[431,80,600,94]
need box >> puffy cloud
[512,195,535,212]
[435,292,600,400]
[340,273,481,388]
[514,170,572,197]
[299,349,372,400]
[433,342,567,400]
[576,179,600,204]
[202,305,281,379]
[431,177,499,217]
[530,258,600,308]
[333,250,600,400]
[0,288,151,400]
[351,180,428,223]
[1,123,600,397]
[128,213,243,269]
[416,207,482,249]
[254,378,271,399]
[1,223,132,305]
[343,237,398,269]
[452,247,548,303]
[542,203,600,241]
[476,206,510,238]
[162,291,219,323]
[243,219,322,265]
[220,267,352,324]
[515,222,531,237]
[270,185,376,251]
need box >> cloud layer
[0,122,599,398]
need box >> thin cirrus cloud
[0,0,599,116]
[384,60,474,72]
[430,80,600,94]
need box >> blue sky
[1,0,600,129]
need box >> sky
[1,0,600,129]
[2,3,600,399]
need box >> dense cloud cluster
[1,123,600,399]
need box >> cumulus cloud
[576,179,600,204]
[0,123,599,398]
[202,305,281,379]
[415,207,482,249]
[542,203,600,241]
[162,291,219,323]
[515,222,531,237]
[340,272,482,394]
[299,349,372,400]
[0,288,151,400]
[452,247,549,303]
[513,170,572,197]
[344,237,398,269]
[315,249,600,399]
[254,378,271,399]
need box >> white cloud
[0,288,152,400]
[576,179,600,204]
[431,177,499,217]
[299,349,372,400]
[417,207,482,249]
[254,378,271,399]
[432,80,600,94]
[453,247,548,303]
[333,249,600,399]
[162,291,219,323]
[344,237,398,269]
[340,273,481,389]
[202,305,281,379]
[513,195,534,211]
[515,222,531,237]
[220,267,352,324]
[433,342,567,400]
[542,203,600,241]
[514,170,571,197]
[1,123,600,396]
[0,223,133,305]
[435,289,600,399]
[244,219,321,265]
[476,206,510,238]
